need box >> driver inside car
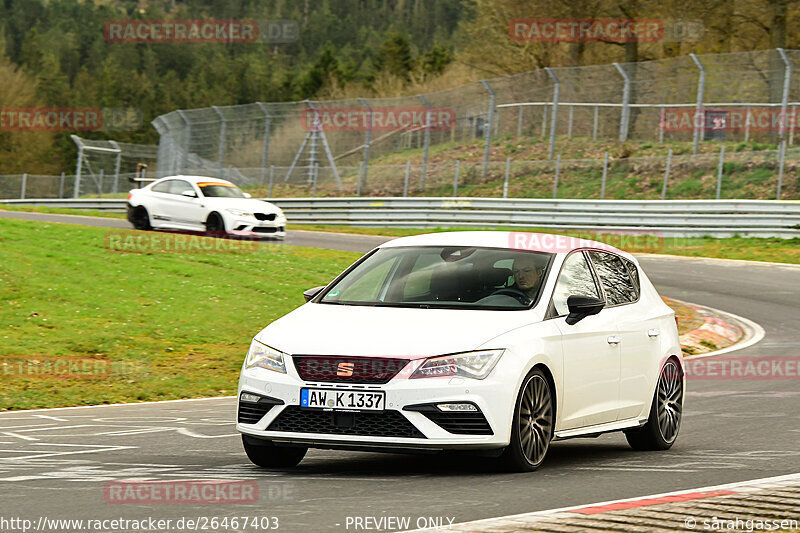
[511,254,547,302]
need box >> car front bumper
[236,362,516,451]
[229,215,286,239]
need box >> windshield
[319,246,553,310]
[197,182,246,198]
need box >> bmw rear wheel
[131,206,152,230]
[501,367,554,472]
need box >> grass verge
[0,204,127,219]
[0,218,359,410]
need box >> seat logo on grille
[336,362,355,376]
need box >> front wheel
[242,436,307,468]
[500,367,554,472]
[205,212,225,236]
[625,358,683,451]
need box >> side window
[168,180,195,195]
[151,180,172,193]
[551,252,600,316]
[622,257,641,300]
[588,251,638,306]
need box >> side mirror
[181,190,197,198]
[565,295,604,325]
[243,192,252,198]
[303,286,326,302]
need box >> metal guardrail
[2,197,799,238]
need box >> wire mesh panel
[150,48,800,187]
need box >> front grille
[405,404,493,435]
[254,213,276,221]
[237,396,284,424]
[267,406,425,438]
[293,356,409,384]
[253,226,278,234]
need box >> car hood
[203,197,282,213]
[256,303,542,359]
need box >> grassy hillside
[256,136,800,200]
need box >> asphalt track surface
[1,210,799,532]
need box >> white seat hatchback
[237,231,684,471]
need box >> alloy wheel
[518,374,553,466]
[656,360,683,444]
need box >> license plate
[300,388,385,411]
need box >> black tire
[500,367,554,472]
[205,212,225,236]
[625,357,683,451]
[242,436,307,468]
[130,206,152,230]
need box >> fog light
[436,403,478,412]
[240,392,261,403]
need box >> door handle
[648,329,660,338]
[607,335,621,345]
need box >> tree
[0,53,62,174]
[376,32,413,80]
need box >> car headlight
[410,349,504,380]
[244,339,286,373]
[226,209,252,217]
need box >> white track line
[403,471,800,532]
[0,396,236,416]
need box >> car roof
[154,175,236,186]
[378,231,628,257]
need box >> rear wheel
[625,358,683,451]
[130,206,152,230]
[242,436,307,468]
[500,368,554,472]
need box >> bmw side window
[551,252,601,317]
[588,251,638,306]
[151,180,172,193]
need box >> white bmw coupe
[127,176,286,239]
[237,231,684,471]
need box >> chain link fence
[1,145,797,200]
[151,48,800,189]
